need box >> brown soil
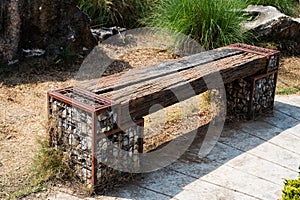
[0,48,299,199]
[276,56,300,94]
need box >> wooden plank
[122,54,266,120]
[98,53,264,101]
[80,47,244,93]
[79,46,267,120]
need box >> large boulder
[0,0,96,64]
[243,5,300,55]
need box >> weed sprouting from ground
[30,140,70,185]
[6,138,72,199]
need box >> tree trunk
[0,0,20,62]
[0,0,96,64]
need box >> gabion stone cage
[47,86,143,190]
[226,44,279,120]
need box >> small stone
[61,109,67,118]
[6,135,12,140]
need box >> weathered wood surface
[79,46,267,120]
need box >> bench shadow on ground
[102,100,300,199]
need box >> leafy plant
[282,166,300,200]
[55,44,83,66]
[143,0,252,50]
[78,0,154,28]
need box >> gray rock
[243,5,300,54]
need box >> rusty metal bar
[248,70,278,119]
[229,43,280,57]
[252,69,278,81]
[48,86,118,113]
[91,111,97,189]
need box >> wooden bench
[47,43,280,190]
[79,43,279,122]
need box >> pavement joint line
[284,129,300,139]
[284,128,300,138]
[168,168,262,200]
[261,119,299,136]
[131,184,174,198]
[238,128,300,156]
[273,108,300,121]
[217,141,299,173]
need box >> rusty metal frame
[229,43,280,120]
[248,70,278,119]
[229,43,280,57]
[47,86,117,113]
[47,86,144,190]
[47,86,119,189]
[230,43,280,72]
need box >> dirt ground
[277,57,300,94]
[0,49,299,199]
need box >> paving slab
[174,140,297,184]
[220,130,300,171]
[240,120,283,140]
[274,101,300,120]
[262,110,300,130]
[170,142,297,199]
[198,164,281,199]
[275,95,300,106]
[223,152,297,184]
[172,179,258,200]
[285,123,300,139]
[134,168,197,197]
[110,184,171,200]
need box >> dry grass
[277,57,300,95]
[143,93,212,152]
[0,46,299,198]
[0,64,76,199]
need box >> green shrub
[143,0,252,50]
[246,0,298,15]
[78,0,154,28]
[283,179,300,200]
[282,166,300,200]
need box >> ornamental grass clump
[143,0,251,50]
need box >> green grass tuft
[142,0,253,50]
[276,88,300,95]
[31,140,70,185]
